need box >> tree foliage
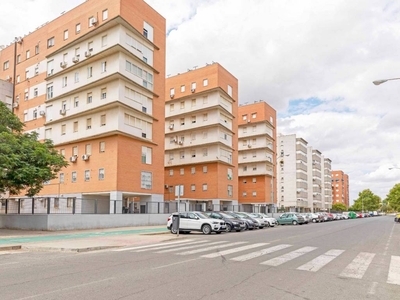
[350,189,381,212]
[332,203,347,212]
[385,183,400,212]
[0,102,68,197]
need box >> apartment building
[331,170,349,207]
[164,63,238,211]
[322,158,333,210]
[237,101,276,213]
[0,79,13,109]
[0,0,166,213]
[277,134,309,212]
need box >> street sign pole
[175,185,183,238]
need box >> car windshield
[194,212,208,219]
[220,212,234,219]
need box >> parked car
[395,213,400,222]
[167,211,226,234]
[225,211,258,230]
[305,213,322,223]
[299,213,310,224]
[204,211,246,232]
[239,212,267,228]
[276,213,306,225]
[258,213,278,227]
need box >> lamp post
[373,78,400,86]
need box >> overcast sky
[1,0,400,204]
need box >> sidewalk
[0,226,179,253]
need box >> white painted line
[135,240,209,252]
[201,243,269,258]
[384,223,395,256]
[368,282,379,295]
[387,255,400,285]
[230,244,292,262]
[177,242,247,255]
[157,241,227,253]
[152,258,201,270]
[113,239,195,252]
[340,252,375,279]
[0,262,19,266]
[297,249,344,272]
[261,246,317,266]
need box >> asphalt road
[1,216,399,300]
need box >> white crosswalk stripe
[340,252,375,279]
[261,246,317,266]
[297,249,344,272]
[387,255,400,285]
[135,240,209,252]
[113,239,196,252]
[230,244,292,262]
[201,243,269,258]
[157,241,227,254]
[177,242,248,255]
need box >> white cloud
[1,0,399,203]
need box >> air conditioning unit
[169,124,174,130]
[60,62,67,68]
[12,102,19,108]
[172,138,177,143]
[6,75,11,81]
[39,110,46,116]
[191,88,196,93]
[178,140,183,145]
[170,94,174,99]
[164,184,169,189]
[85,51,91,58]
[247,120,251,123]
[82,154,90,161]
[59,109,66,115]
[70,156,77,163]
[91,18,98,25]
[72,56,80,63]
[247,144,252,148]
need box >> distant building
[0,79,13,110]
[164,63,238,211]
[331,170,349,207]
[237,101,277,213]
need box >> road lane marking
[157,241,228,253]
[135,240,209,252]
[177,242,247,255]
[261,246,317,266]
[230,244,292,262]
[368,282,378,295]
[384,223,395,256]
[113,239,195,251]
[0,262,19,266]
[201,243,269,258]
[340,252,375,279]
[297,249,344,272]
[152,258,201,270]
[387,255,400,285]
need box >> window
[101,88,107,99]
[252,178,257,183]
[203,79,208,86]
[17,55,21,63]
[74,97,79,107]
[46,84,53,99]
[99,141,105,153]
[34,88,38,97]
[180,85,185,92]
[72,146,78,156]
[180,118,185,126]
[102,9,108,20]
[16,75,20,83]
[203,96,208,104]
[67,198,73,208]
[202,184,208,191]
[141,171,152,189]
[62,76,67,87]
[170,88,175,96]
[59,173,64,183]
[191,82,196,91]
[60,149,65,157]
[203,113,208,121]
[89,16,96,27]
[74,72,79,83]
[191,167,196,174]
[191,150,196,158]
[252,113,257,119]
[191,116,196,124]
[180,151,185,159]
[87,93,92,104]
[252,191,257,197]
[143,28,148,38]
[72,171,77,183]
[3,61,9,70]
[33,110,37,119]
[24,92,28,101]
[101,61,107,72]
[47,37,55,48]
[85,144,92,155]
[180,101,185,109]
[100,114,106,126]
[86,118,92,129]
[73,121,78,132]
[227,84,232,96]
[76,23,81,33]
[191,99,196,107]
[170,104,174,111]
[203,166,208,173]
[141,146,152,164]
[228,185,233,197]
[61,101,67,110]
[243,192,247,197]
[169,169,173,176]
[101,35,107,47]
[180,168,184,175]
[61,124,66,135]
[87,66,92,78]
[202,148,208,157]
[84,170,90,181]
[99,168,105,180]
[143,21,154,42]
[63,30,69,40]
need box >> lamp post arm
[373,77,400,86]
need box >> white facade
[0,79,13,110]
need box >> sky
[1,0,400,204]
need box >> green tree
[351,189,381,212]
[0,102,68,197]
[385,183,400,212]
[332,203,347,212]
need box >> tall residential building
[331,170,349,207]
[307,148,323,212]
[237,101,276,212]
[0,0,166,213]
[277,134,309,212]
[0,79,13,109]
[322,158,332,210]
[164,63,238,211]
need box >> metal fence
[0,197,275,215]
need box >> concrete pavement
[0,225,177,252]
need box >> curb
[0,245,22,251]
[139,231,170,236]
[21,245,120,253]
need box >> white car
[250,213,277,227]
[167,211,226,235]
[259,213,278,227]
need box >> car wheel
[216,231,222,234]
[171,227,178,234]
[312,219,317,223]
[236,230,242,232]
[226,224,232,232]
[292,220,298,225]
[244,223,249,230]
[202,224,212,235]
[265,222,270,228]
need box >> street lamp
[373,77,400,85]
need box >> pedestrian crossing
[114,239,400,285]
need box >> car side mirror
[195,216,199,220]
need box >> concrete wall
[0,214,169,231]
